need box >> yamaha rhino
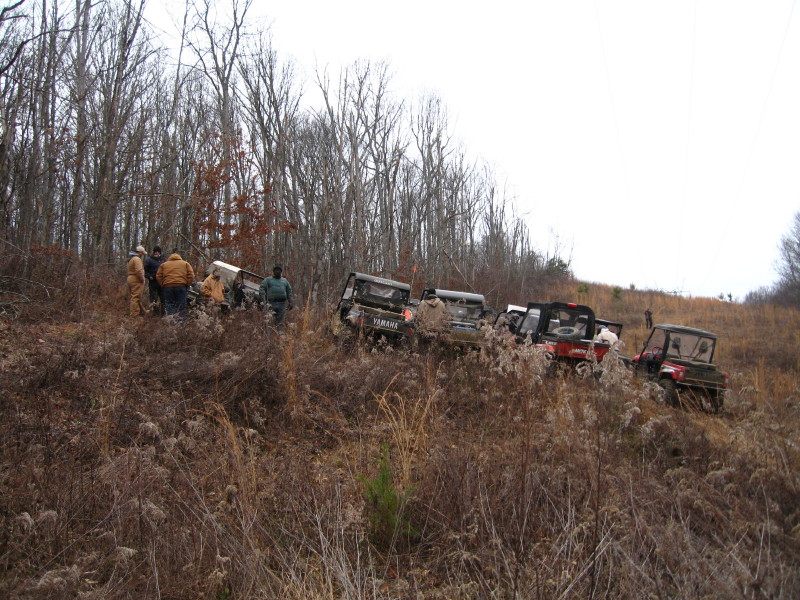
[187,260,265,310]
[331,272,414,346]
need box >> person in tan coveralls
[200,269,226,305]
[127,245,147,317]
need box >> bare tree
[0,1,31,77]
[64,0,95,251]
[0,0,567,308]
[83,0,157,263]
[774,210,800,306]
[187,0,252,239]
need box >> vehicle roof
[526,301,594,314]
[505,304,527,313]
[350,272,411,291]
[211,260,263,279]
[424,288,486,304]
[596,318,623,328]
[652,323,718,338]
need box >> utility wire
[678,0,699,293]
[699,0,797,295]
[593,0,630,216]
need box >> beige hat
[136,245,146,253]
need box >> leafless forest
[0,0,569,305]
[1,1,799,599]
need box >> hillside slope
[0,291,798,599]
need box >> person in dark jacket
[259,264,292,329]
[144,246,166,315]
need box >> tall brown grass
[0,272,798,598]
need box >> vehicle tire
[709,390,724,414]
[396,334,411,351]
[684,389,704,411]
[660,378,679,407]
[575,361,593,378]
[334,327,356,352]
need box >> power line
[699,0,797,292]
[678,0,699,288]
[593,0,630,211]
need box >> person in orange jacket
[200,269,226,305]
[156,252,195,318]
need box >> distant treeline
[0,0,570,305]
[746,210,800,307]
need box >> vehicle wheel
[685,389,705,411]
[660,378,679,407]
[575,361,593,378]
[334,328,357,352]
[709,391,724,413]
[396,334,411,351]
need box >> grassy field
[0,280,798,599]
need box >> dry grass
[0,274,798,598]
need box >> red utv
[515,301,610,366]
[632,324,729,412]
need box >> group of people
[127,246,195,318]
[127,247,292,328]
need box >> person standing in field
[200,268,226,306]
[126,245,147,318]
[156,251,195,319]
[259,264,292,330]
[415,294,448,340]
[645,307,653,329]
[144,245,166,315]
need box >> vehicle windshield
[354,280,409,305]
[518,308,541,336]
[642,328,667,356]
[665,331,716,363]
[445,301,484,323]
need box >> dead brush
[281,331,302,419]
[128,403,271,597]
[480,328,552,387]
[3,272,800,598]
[371,370,441,490]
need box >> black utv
[331,272,414,345]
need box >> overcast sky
[152,1,800,299]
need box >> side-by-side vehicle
[331,272,414,344]
[188,260,264,309]
[515,301,611,365]
[632,324,729,412]
[418,288,491,349]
